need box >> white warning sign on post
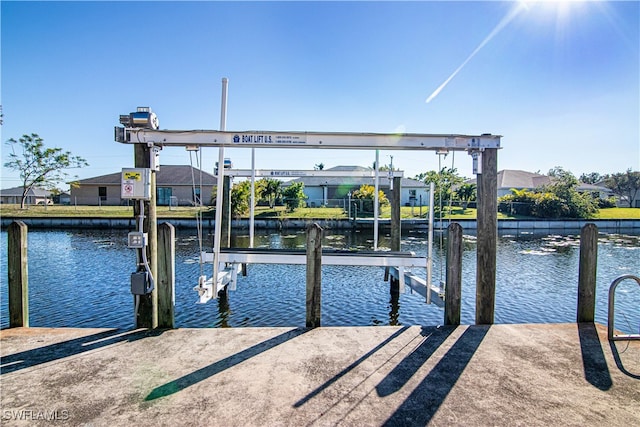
[121,168,151,200]
[123,183,134,197]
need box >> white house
[285,166,429,207]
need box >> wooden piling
[134,144,158,329]
[221,175,232,248]
[577,223,598,323]
[306,223,322,328]
[389,176,402,292]
[390,176,401,252]
[8,220,29,327]
[157,222,175,328]
[476,148,498,325]
[445,222,463,325]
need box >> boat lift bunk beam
[204,249,426,267]
[200,249,444,306]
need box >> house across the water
[70,165,217,206]
[284,166,429,207]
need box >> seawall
[1,216,639,232]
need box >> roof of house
[322,165,372,172]
[576,182,611,193]
[466,169,611,193]
[74,165,217,186]
[498,170,551,189]
[0,186,53,197]
[287,166,427,188]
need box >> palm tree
[455,183,476,211]
[260,178,282,208]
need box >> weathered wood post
[390,176,402,252]
[8,221,29,327]
[217,175,233,299]
[389,176,402,293]
[577,223,598,323]
[306,223,322,328]
[476,148,498,324]
[445,222,463,325]
[134,144,158,328]
[157,222,175,328]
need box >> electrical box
[131,271,153,295]
[127,231,148,248]
[121,168,151,200]
[150,146,161,172]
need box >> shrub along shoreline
[0,204,638,220]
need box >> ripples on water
[1,228,638,333]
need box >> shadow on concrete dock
[1,323,638,426]
[1,328,164,375]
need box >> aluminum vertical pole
[212,77,228,297]
[374,150,380,250]
[250,148,256,248]
[427,181,435,304]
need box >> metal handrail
[608,274,640,341]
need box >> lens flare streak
[425,3,528,104]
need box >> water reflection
[1,228,638,332]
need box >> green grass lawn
[0,204,207,218]
[594,208,640,219]
[1,204,638,220]
[253,206,347,219]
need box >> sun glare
[521,0,588,20]
[517,0,595,43]
[425,0,605,104]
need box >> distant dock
[1,323,638,426]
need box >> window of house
[192,187,201,205]
[157,187,173,206]
[409,189,417,199]
[98,187,107,201]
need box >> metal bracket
[470,150,483,175]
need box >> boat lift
[115,82,501,306]
[116,124,499,304]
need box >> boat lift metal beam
[202,249,426,268]
[388,267,445,308]
[225,169,405,178]
[115,128,501,152]
[199,249,444,306]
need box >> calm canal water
[1,227,638,333]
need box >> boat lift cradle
[196,248,443,306]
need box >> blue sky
[1,0,638,189]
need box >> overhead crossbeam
[115,128,501,151]
[225,169,405,178]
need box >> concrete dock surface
[1,323,638,426]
